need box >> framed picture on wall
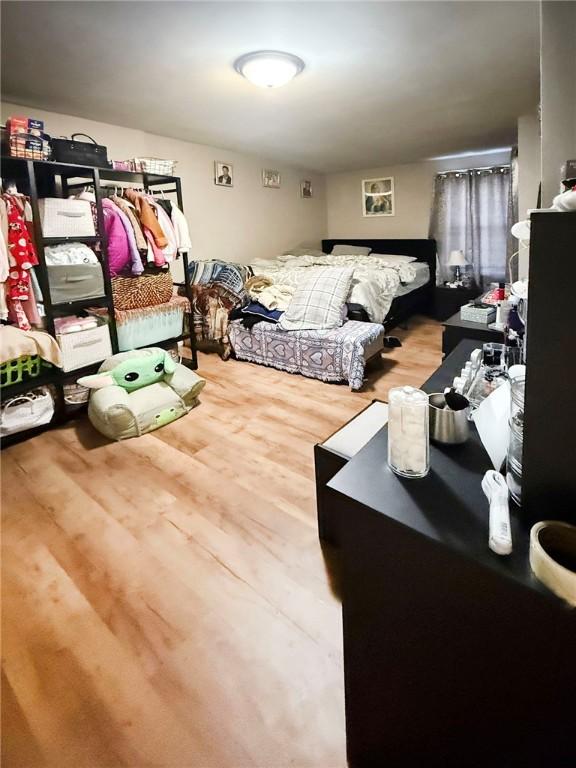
[262,169,281,188]
[362,176,394,216]
[300,179,313,198]
[214,161,233,187]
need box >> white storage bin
[39,198,96,238]
[58,324,112,372]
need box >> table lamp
[448,250,467,284]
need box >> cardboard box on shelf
[8,116,45,136]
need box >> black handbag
[50,133,110,167]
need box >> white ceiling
[1,1,540,173]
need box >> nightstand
[442,311,503,356]
[434,285,481,321]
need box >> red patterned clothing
[4,195,39,329]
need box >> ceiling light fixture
[234,50,305,88]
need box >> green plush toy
[78,349,176,393]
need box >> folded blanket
[245,275,294,311]
[1,325,62,367]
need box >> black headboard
[322,238,436,285]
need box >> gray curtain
[429,165,511,289]
[507,146,519,282]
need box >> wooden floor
[1,316,442,768]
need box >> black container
[50,133,109,167]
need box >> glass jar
[506,372,525,504]
[388,386,430,478]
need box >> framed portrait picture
[214,161,233,187]
[362,177,394,216]
[300,179,313,198]
[262,169,281,188]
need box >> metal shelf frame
[1,156,197,446]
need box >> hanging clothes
[0,229,9,321]
[0,198,9,321]
[153,198,172,217]
[124,190,168,249]
[110,195,147,252]
[102,199,143,276]
[170,203,192,254]
[102,202,132,277]
[3,193,39,330]
[148,198,177,262]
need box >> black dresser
[321,340,576,768]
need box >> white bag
[0,388,54,437]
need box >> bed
[321,238,436,329]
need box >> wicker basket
[112,271,173,311]
[0,354,49,389]
[131,157,176,176]
[63,382,90,406]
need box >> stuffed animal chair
[78,347,205,441]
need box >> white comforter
[251,253,417,322]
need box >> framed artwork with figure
[215,161,233,187]
[362,177,394,216]
[262,169,281,188]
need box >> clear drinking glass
[388,386,430,478]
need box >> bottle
[388,386,430,479]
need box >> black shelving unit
[1,156,197,446]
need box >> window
[429,166,511,289]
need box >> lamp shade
[448,249,467,267]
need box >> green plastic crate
[0,354,49,389]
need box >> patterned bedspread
[228,319,385,390]
[250,253,417,323]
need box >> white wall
[517,111,541,278]
[540,1,576,206]
[325,150,511,240]
[1,102,327,268]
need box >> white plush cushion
[331,244,371,256]
[279,267,354,331]
[371,253,417,264]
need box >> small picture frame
[214,161,233,187]
[262,169,281,188]
[362,176,394,216]
[300,179,313,198]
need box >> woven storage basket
[112,272,173,311]
[58,325,112,372]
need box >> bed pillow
[371,253,417,264]
[331,244,371,256]
[281,247,326,259]
[279,267,354,331]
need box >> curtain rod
[438,164,511,175]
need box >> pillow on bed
[371,253,417,264]
[331,244,371,256]
[281,247,326,259]
[279,267,354,331]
